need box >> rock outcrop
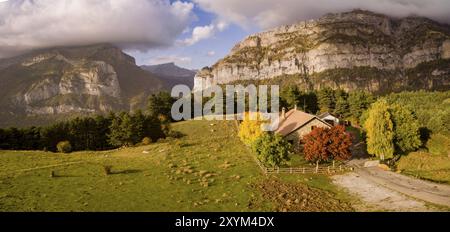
[195,10,450,93]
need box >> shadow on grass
[110,169,143,175]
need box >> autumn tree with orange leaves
[303,125,352,169]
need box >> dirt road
[333,165,450,211]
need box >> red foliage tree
[303,127,331,164]
[303,125,353,166]
[328,125,353,161]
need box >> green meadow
[0,120,352,212]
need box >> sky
[0,0,449,69]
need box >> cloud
[194,0,450,29]
[148,55,192,66]
[181,24,216,46]
[0,0,194,58]
[179,20,229,46]
[206,51,216,57]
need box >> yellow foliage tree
[364,100,395,161]
[238,112,266,146]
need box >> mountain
[194,10,450,94]
[141,63,196,88]
[0,44,165,127]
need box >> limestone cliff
[195,10,450,93]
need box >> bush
[426,134,450,156]
[252,133,291,167]
[56,141,72,154]
[142,137,152,145]
[103,165,113,175]
[167,131,185,139]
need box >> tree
[302,92,319,114]
[238,112,265,146]
[280,86,319,114]
[107,112,134,147]
[317,87,336,113]
[281,86,301,109]
[364,100,395,161]
[252,133,291,167]
[334,91,350,119]
[57,141,72,154]
[303,126,353,167]
[328,125,353,162]
[348,91,375,125]
[303,127,331,166]
[148,92,175,120]
[390,104,422,154]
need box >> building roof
[276,109,323,136]
[318,112,338,119]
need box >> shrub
[57,141,72,154]
[168,131,185,139]
[252,133,291,167]
[426,134,450,156]
[103,165,113,175]
[142,137,152,145]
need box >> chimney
[282,107,286,119]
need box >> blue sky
[127,2,257,70]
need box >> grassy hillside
[0,120,352,212]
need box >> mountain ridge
[141,62,196,88]
[194,10,450,93]
[0,44,166,127]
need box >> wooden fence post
[303,168,305,174]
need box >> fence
[253,156,353,175]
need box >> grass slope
[0,120,352,212]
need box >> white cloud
[194,0,450,29]
[0,0,195,58]
[206,51,216,57]
[181,24,216,46]
[148,55,192,66]
[179,20,229,46]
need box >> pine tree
[317,88,336,113]
[281,86,301,109]
[348,91,375,125]
[108,113,124,147]
[120,113,134,146]
[148,91,175,119]
[334,91,349,119]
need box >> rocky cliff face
[0,44,165,126]
[195,10,450,93]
